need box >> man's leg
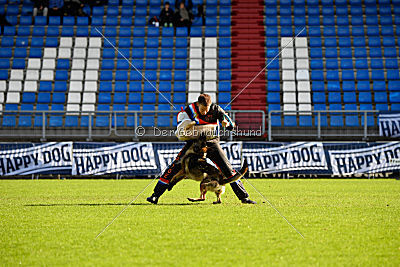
[206,142,256,204]
[147,142,192,204]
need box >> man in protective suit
[147,94,256,204]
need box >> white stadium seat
[72,59,85,70]
[66,104,80,113]
[84,81,97,92]
[82,92,96,104]
[85,70,98,81]
[69,81,83,92]
[282,70,295,80]
[10,70,24,80]
[204,48,217,58]
[86,59,99,70]
[73,48,86,59]
[43,48,57,58]
[60,37,73,48]
[26,70,39,80]
[296,70,310,80]
[204,70,217,81]
[283,81,296,92]
[42,59,55,69]
[67,92,81,104]
[70,70,84,81]
[190,37,202,48]
[8,81,22,91]
[6,92,20,103]
[81,104,95,113]
[204,81,217,91]
[297,81,311,92]
[298,92,311,103]
[281,37,294,48]
[0,81,6,92]
[40,70,54,81]
[189,59,202,70]
[295,37,308,48]
[205,37,217,48]
[296,48,308,58]
[189,70,202,80]
[188,81,201,92]
[58,48,71,58]
[204,59,217,69]
[189,48,202,58]
[89,37,102,48]
[88,48,101,58]
[283,92,296,104]
[27,58,41,69]
[282,48,294,58]
[23,81,38,92]
[282,59,295,69]
[75,37,88,48]
[188,92,198,103]
[283,103,297,112]
[296,59,309,69]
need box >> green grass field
[0,179,399,266]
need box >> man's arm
[217,105,235,129]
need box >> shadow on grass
[24,202,202,207]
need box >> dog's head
[192,133,208,156]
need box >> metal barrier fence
[0,110,265,141]
[268,110,380,141]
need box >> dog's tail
[220,159,249,185]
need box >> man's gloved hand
[222,119,235,131]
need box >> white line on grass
[95,28,176,110]
[224,27,306,109]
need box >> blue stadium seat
[371,70,385,80]
[54,81,67,92]
[267,92,280,103]
[359,92,372,103]
[174,82,186,92]
[100,70,113,81]
[388,81,400,92]
[174,92,186,103]
[114,92,127,104]
[115,81,128,92]
[357,70,371,81]
[313,92,325,103]
[373,81,386,91]
[37,93,51,103]
[128,92,141,104]
[374,91,387,103]
[52,92,65,103]
[174,71,186,81]
[326,59,338,69]
[310,59,323,69]
[55,70,68,80]
[98,93,112,104]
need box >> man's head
[165,2,170,8]
[179,2,185,9]
[197,94,212,115]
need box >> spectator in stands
[64,0,87,17]
[33,0,49,17]
[0,13,11,35]
[48,0,64,17]
[159,1,174,27]
[196,4,205,26]
[174,1,192,29]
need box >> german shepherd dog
[169,135,249,204]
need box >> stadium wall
[0,142,399,178]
